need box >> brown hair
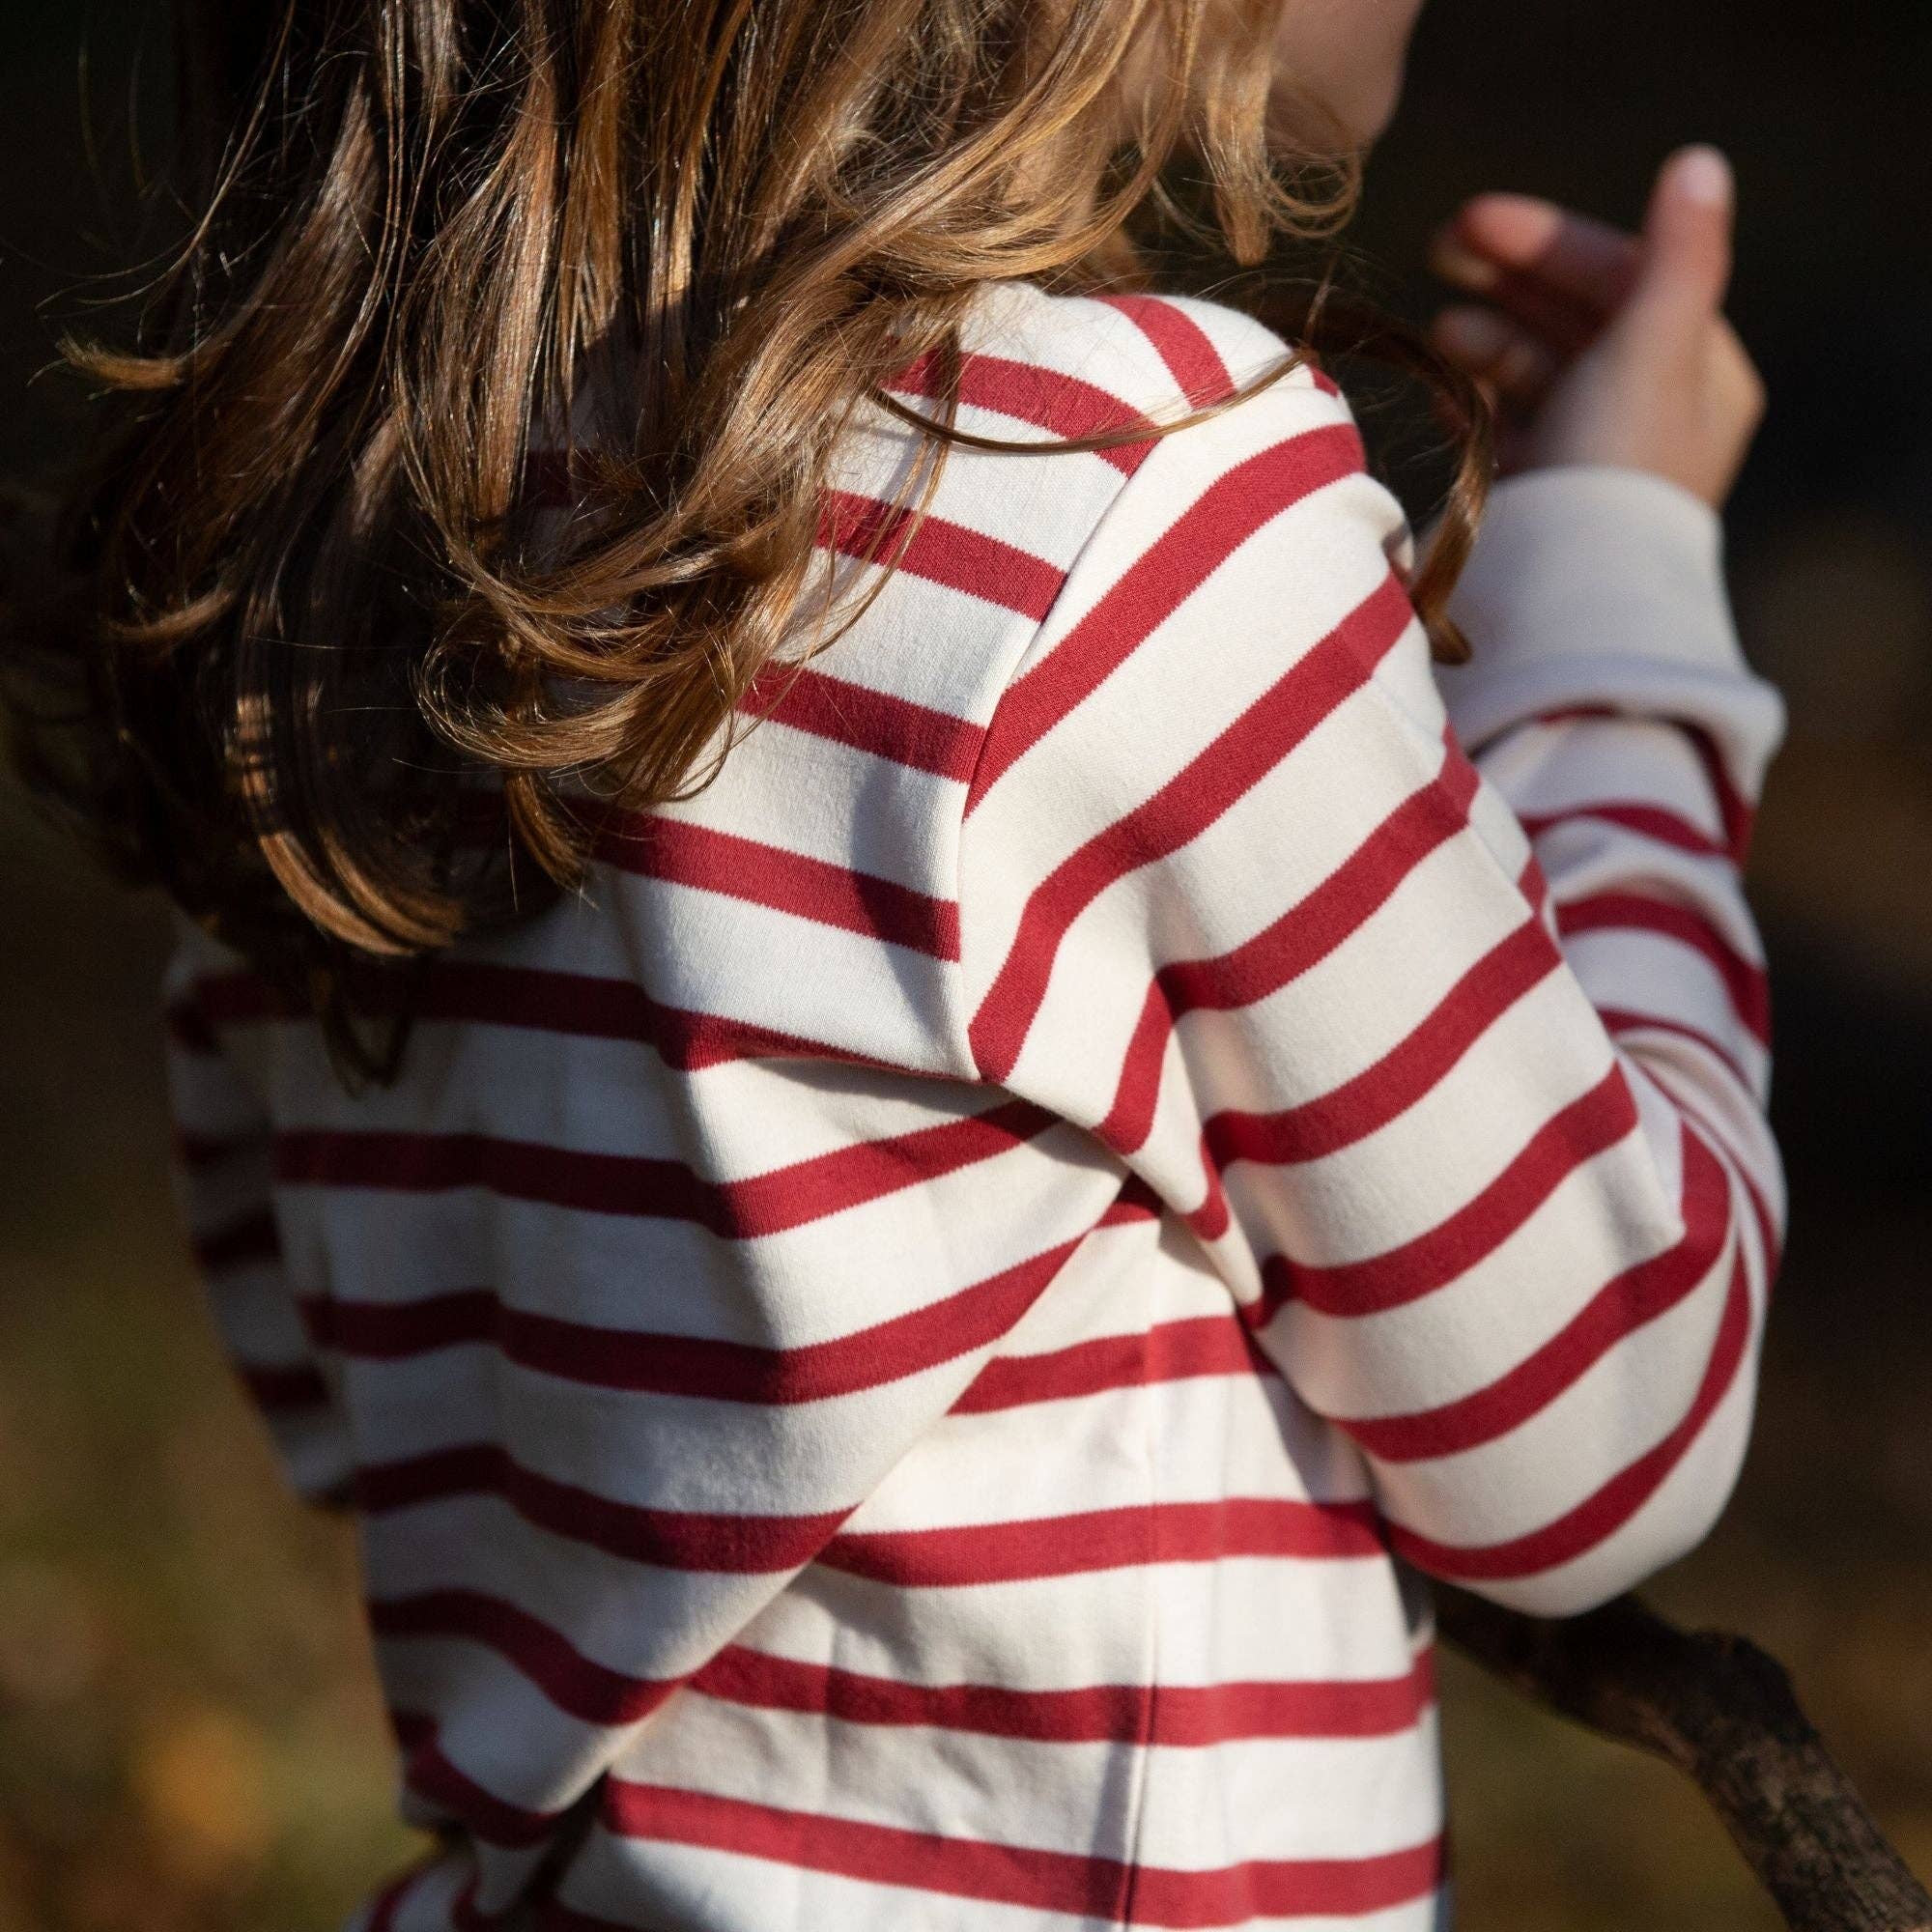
[6,0,1490,1078]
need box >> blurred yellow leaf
[129,1704,272,1888]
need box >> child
[18,0,1785,1925]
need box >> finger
[1431,305,1563,405]
[1620,145,1736,344]
[1431,201,1640,354]
[1430,243,1600,355]
[1713,315,1768,426]
[1436,196,1642,319]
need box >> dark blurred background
[1,1,1928,1926]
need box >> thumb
[1618,145,1735,346]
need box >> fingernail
[1673,145,1733,208]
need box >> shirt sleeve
[160,919,356,1508]
[955,343,1788,1618]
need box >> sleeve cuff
[1433,465,1787,793]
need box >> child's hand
[1427,146,1766,509]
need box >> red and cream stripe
[159,282,1782,1931]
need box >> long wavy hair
[7,0,1489,1078]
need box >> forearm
[1320,464,1788,1613]
[1435,465,1785,1235]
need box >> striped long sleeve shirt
[161,280,1788,1932]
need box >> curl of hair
[4,0,1491,1079]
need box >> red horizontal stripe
[1097,1175,1165,1225]
[179,971,290,1028]
[364,1861,432,1932]
[274,1097,1052,1237]
[1098,725,1479,1155]
[373,1589,681,1728]
[306,1190,1124,1402]
[594,813,961,962]
[1519,849,1552,916]
[1104,300,1337,407]
[174,1127,255,1173]
[1344,1121,1733,1460]
[164,996,220,1056]
[1185,1149,1236,1246]
[971,569,1411,1083]
[1597,1003,1756,1096]
[953,1313,1265,1414]
[1204,916,1559,1169]
[694,1641,1435,1745]
[521,451,1067,619]
[451,1873,510,1932]
[1098,983,1190,1168]
[1533,707,1757,864]
[820,489,1065,622]
[1623,1049,1783,1279]
[416,961,875,1070]
[1556,891,1770,1044]
[265,904,692,1047]
[1686,720,1758,863]
[1129,1834,1442,1927]
[1518,799,1729,859]
[1099,294,1235,409]
[356,1441,849,1574]
[741,663,985,781]
[819,1495,1384,1587]
[1166,726,1479,1018]
[1257,1062,1641,1320]
[388,1708,433,1751]
[237,1359,330,1414]
[399,1719,565,1849]
[191,1207,279,1275]
[1388,1240,1752,1582]
[372,1584,1435,1745]
[965,420,1369,814]
[599,1779,1443,1926]
[185,960,901,1075]
[888,348,1156,474]
[540,1905,637,1931]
